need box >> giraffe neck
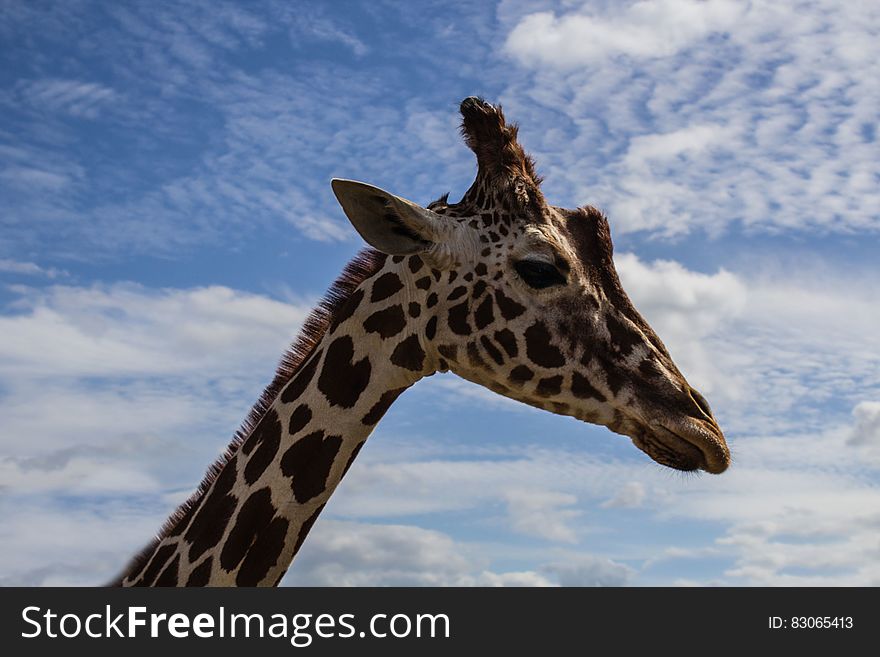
[121,253,437,586]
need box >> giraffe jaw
[632,422,730,474]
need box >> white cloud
[541,555,634,586]
[0,283,309,378]
[284,520,475,586]
[328,446,637,521]
[2,0,878,587]
[474,570,556,587]
[429,376,528,411]
[294,16,369,57]
[0,4,377,255]
[623,123,737,166]
[649,422,880,585]
[0,258,64,278]
[2,253,877,586]
[0,500,167,586]
[284,519,623,587]
[326,418,880,586]
[504,1,745,67]
[503,489,580,543]
[0,282,312,584]
[0,451,160,495]
[0,283,313,493]
[0,166,72,190]
[601,482,646,509]
[17,78,118,119]
[848,401,880,447]
[500,1,880,237]
[616,252,880,435]
[616,253,746,339]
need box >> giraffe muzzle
[649,420,730,474]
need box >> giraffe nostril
[688,386,714,421]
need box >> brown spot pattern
[467,341,487,368]
[425,316,437,340]
[448,302,471,335]
[329,289,364,333]
[318,336,371,408]
[437,344,457,361]
[134,543,175,587]
[243,408,282,485]
[447,286,467,301]
[370,272,404,302]
[281,431,343,504]
[480,335,504,365]
[280,350,322,404]
[288,404,312,435]
[361,387,405,425]
[186,557,213,586]
[342,441,365,477]
[495,290,525,320]
[155,555,180,587]
[572,371,605,401]
[390,334,425,371]
[474,295,494,330]
[524,322,565,368]
[220,487,275,572]
[494,329,517,357]
[237,516,289,586]
[186,456,239,563]
[293,504,325,556]
[363,305,406,338]
[536,375,563,397]
[510,365,534,383]
[606,313,641,356]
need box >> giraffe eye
[514,260,567,289]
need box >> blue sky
[1,0,878,586]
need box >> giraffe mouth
[634,422,730,474]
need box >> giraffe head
[332,97,729,474]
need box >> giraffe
[114,97,729,586]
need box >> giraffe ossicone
[116,97,730,587]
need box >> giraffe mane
[112,247,387,585]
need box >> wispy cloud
[541,555,634,586]
[1,0,877,588]
[504,0,745,67]
[0,3,376,257]
[288,11,369,57]
[500,1,880,237]
[0,259,64,278]
[17,78,118,119]
[848,401,880,447]
[617,252,880,434]
[0,283,309,378]
[326,422,880,585]
[0,256,877,585]
[285,519,626,587]
[601,481,646,509]
[504,489,581,543]
[0,281,312,584]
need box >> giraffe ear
[331,179,444,256]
